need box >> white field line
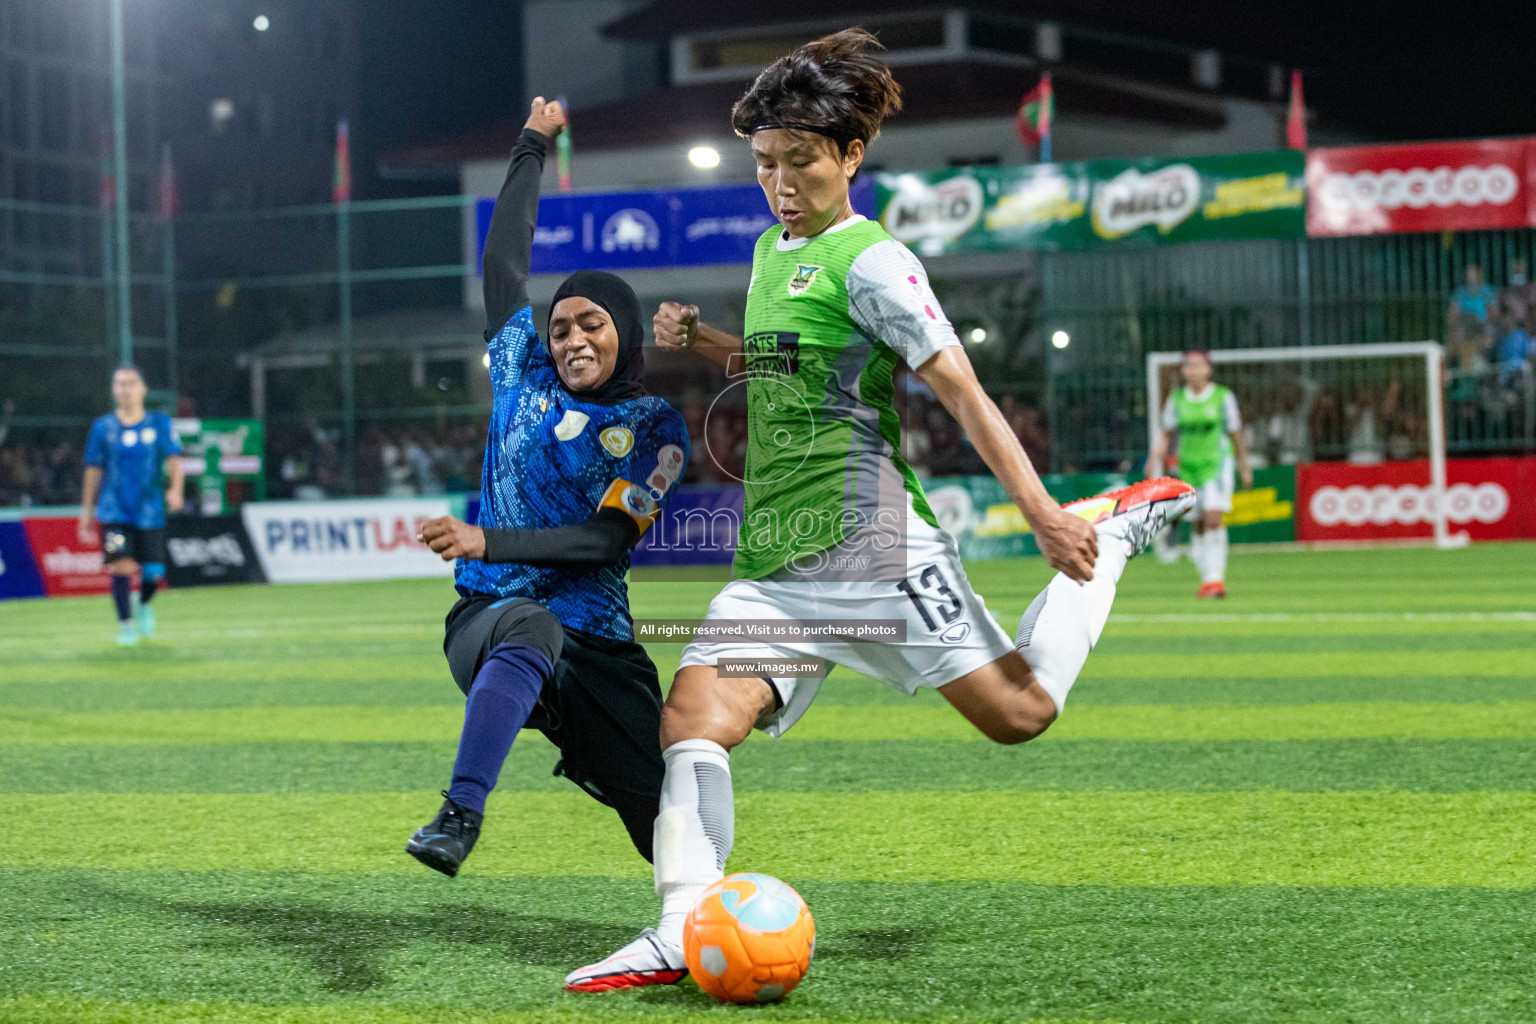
[0,621,439,648]
[1109,611,1536,624]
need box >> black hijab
[547,270,646,405]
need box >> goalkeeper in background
[1147,349,1252,597]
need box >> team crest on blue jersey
[554,409,589,441]
[787,264,822,298]
[600,426,634,457]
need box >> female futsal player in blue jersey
[403,98,690,887]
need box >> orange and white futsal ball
[683,872,815,1003]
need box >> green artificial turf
[1,542,1534,1022]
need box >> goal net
[1145,342,1465,548]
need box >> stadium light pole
[109,0,133,366]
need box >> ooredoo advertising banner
[1306,138,1535,236]
[21,516,111,596]
[1297,457,1536,542]
[241,498,454,583]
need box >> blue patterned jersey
[456,305,690,640]
[84,411,182,529]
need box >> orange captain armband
[600,478,662,535]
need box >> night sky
[355,0,524,196]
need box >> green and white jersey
[735,215,960,580]
[1161,383,1241,487]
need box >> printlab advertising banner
[242,498,454,584]
[1306,138,1536,237]
[1297,457,1536,543]
[476,179,876,276]
[165,514,266,588]
[875,150,1306,255]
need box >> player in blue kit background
[402,97,691,884]
[78,365,184,646]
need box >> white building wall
[523,0,660,111]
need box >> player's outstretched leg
[407,641,552,877]
[1019,476,1195,705]
[137,562,165,637]
[938,478,1195,739]
[564,668,767,993]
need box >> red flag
[332,120,352,204]
[1286,70,1307,150]
[157,142,178,222]
[1016,74,1054,158]
[98,127,115,212]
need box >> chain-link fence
[4,191,1534,506]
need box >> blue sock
[446,643,551,814]
[141,564,165,604]
[110,575,132,622]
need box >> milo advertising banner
[876,150,1305,254]
[925,466,1296,560]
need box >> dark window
[970,16,1035,59]
[37,67,71,153]
[37,162,71,244]
[8,66,31,148]
[128,80,153,158]
[31,0,68,53]
[691,17,944,71]
[320,16,342,61]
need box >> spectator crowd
[1445,261,1536,435]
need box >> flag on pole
[555,95,572,193]
[157,142,178,223]
[98,127,115,212]
[332,119,352,203]
[1286,70,1307,150]
[1016,74,1054,162]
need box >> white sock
[1203,527,1228,584]
[1015,538,1128,712]
[1189,530,1211,580]
[653,738,732,949]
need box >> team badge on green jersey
[787,264,822,298]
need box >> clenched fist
[418,515,486,562]
[524,96,566,139]
[654,302,699,350]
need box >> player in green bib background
[565,28,1195,992]
[1147,349,1253,597]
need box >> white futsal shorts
[1191,458,1236,516]
[679,510,1015,737]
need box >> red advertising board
[1306,138,1535,236]
[1297,457,1536,543]
[21,516,113,596]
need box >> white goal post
[1145,341,1463,549]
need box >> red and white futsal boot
[1062,477,1197,558]
[564,928,688,993]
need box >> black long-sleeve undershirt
[482,128,550,338]
[480,507,639,573]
